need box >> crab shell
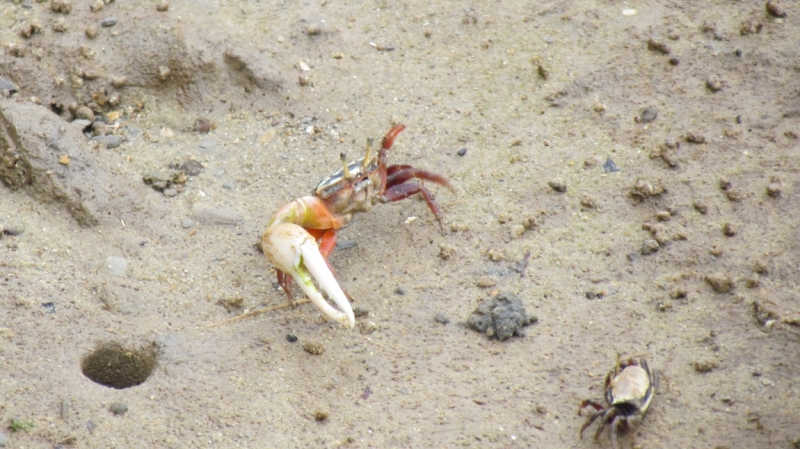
[608,363,655,420]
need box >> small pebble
[109,402,128,415]
[180,160,203,176]
[286,334,298,343]
[766,182,781,197]
[457,147,467,156]
[163,188,178,197]
[693,200,708,214]
[90,0,103,12]
[722,222,737,236]
[306,23,322,35]
[75,106,95,121]
[685,132,706,144]
[194,117,214,133]
[547,180,567,193]
[669,57,680,65]
[433,313,450,325]
[3,223,25,236]
[156,1,169,11]
[0,432,7,447]
[394,287,406,295]
[584,155,602,168]
[353,307,369,318]
[53,17,68,32]
[85,24,98,38]
[706,75,723,92]
[705,274,733,293]
[100,17,118,27]
[640,107,658,123]
[766,1,787,18]
[181,219,194,229]
[647,38,671,54]
[302,340,325,355]
[110,75,127,87]
[656,211,671,221]
[694,360,719,373]
[641,239,660,255]
[314,409,329,421]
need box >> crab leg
[261,223,355,328]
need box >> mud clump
[468,292,537,341]
[81,341,159,389]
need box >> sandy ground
[1,0,799,448]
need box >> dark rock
[467,292,537,341]
[286,334,297,343]
[457,148,467,156]
[602,158,619,173]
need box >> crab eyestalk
[362,138,374,170]
[261,223,355,328]
[340,153,352,180]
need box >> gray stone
[71,119,91,128]
[468,292,537,341]
[0,432,7,447]
[75,106,95,121]
[104,256,128,277]
[193,208,245,226]
[181,219,194,229]
[221,181,235,190]
[101,17,118,27]
[163,188,178,197]
[91,135,121,149]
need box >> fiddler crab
[261,124,452,328]
[579,357,659,449]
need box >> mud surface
[1,1,799,448]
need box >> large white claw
[261,223,355,329]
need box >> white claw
[261,223,355,329]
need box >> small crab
[261,124,452,328]
[579,357,659,449]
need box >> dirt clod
[302,340,325,355]
[694,359,719,373]
[631,178,665,198]
[81,341,159,389]
[705,274,734,293]
[722,222,738,236]
[467,292,537,341]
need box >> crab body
[579,358,659,449]
[261,125,451,328]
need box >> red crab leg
[382,182,444,222]
[386,167,453,191]
[382,124,406,150]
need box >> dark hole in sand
[81,341,159,389]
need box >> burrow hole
[81,341,159,389]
